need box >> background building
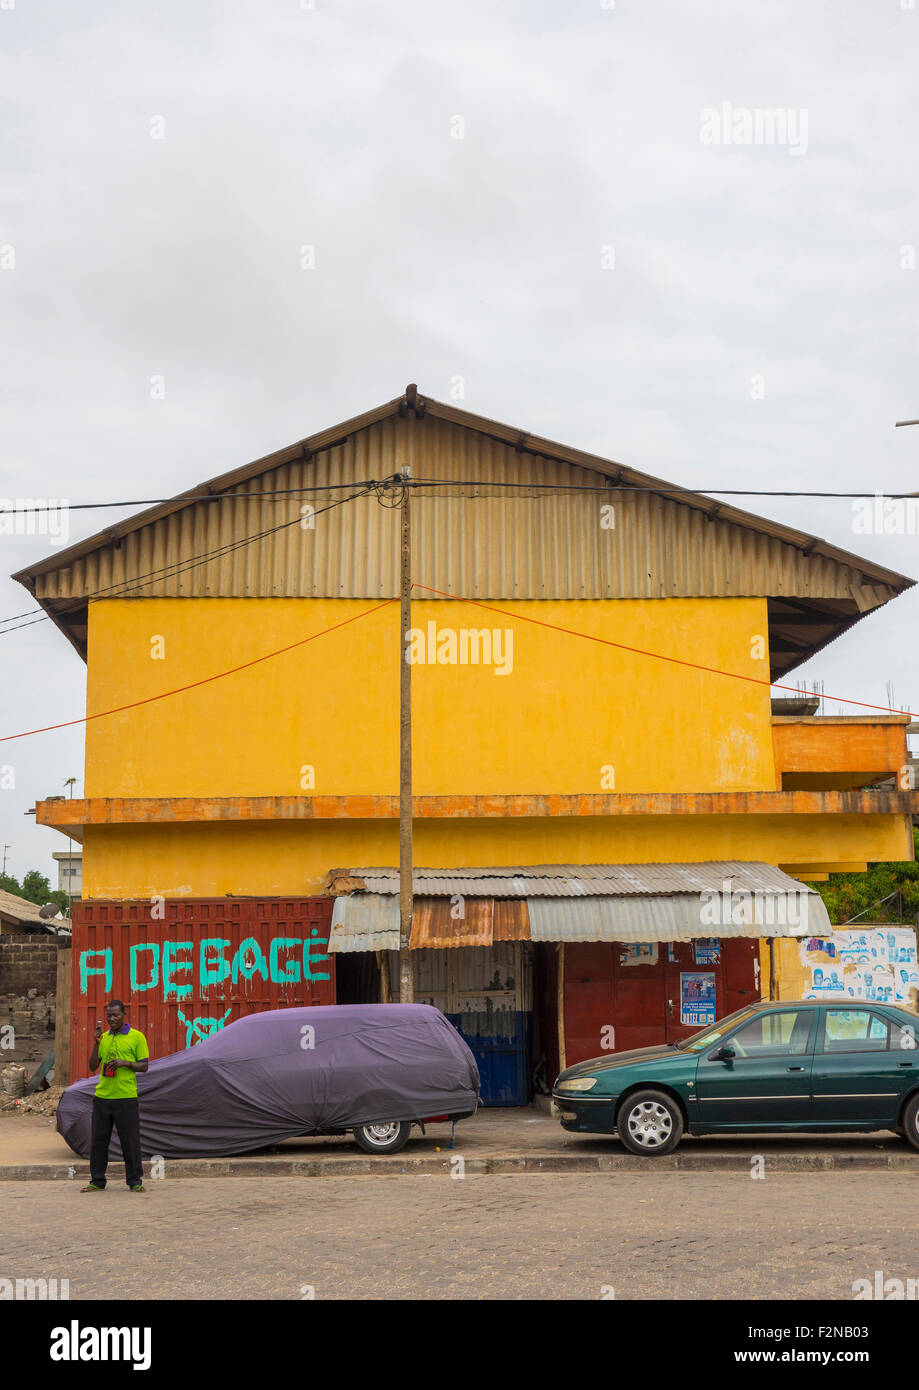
[15,388,919,1101]
[51,851,82,901]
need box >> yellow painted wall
[770,938,810,1001]
[84,596,775,799]
[81,812,911,899]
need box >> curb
[1,1151,917,1180]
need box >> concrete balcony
[772,714,911,792]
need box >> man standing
[80,999,149,1193]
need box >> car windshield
[674,1006,762,1052]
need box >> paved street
[2,1170,917,1300]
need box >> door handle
[786,1066,806,1072]
[899,1061,915,1068]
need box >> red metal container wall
[70,899,335,1080]
[560,938,761,1066]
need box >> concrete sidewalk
[2,1104,919,1179]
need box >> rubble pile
[0,1083,65,1116]
[1,990,56,1073]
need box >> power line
[3,473,916,637]
[411,581,918,721]
[0,481,387,517]
[0,484,380,635]
[412,480,919,499]
[4,478,919,515]
[2,575,914,744]
[0,597,398,744]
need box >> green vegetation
[0,869,69,915]
[815,828,919,925]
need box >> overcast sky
[1,0,918,885]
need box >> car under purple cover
[57,1003,480,1158]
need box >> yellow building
[16,387,918,1099]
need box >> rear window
[821,1009,888,1053]
[889,1018,919,1051]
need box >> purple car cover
[57,1003,480,1159]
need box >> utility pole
[1,844,9,879]
[64,777,79,920]
[398,387,417,1003]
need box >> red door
[611,946,667,1052]
[721,938,762,1015]
[561,938,761,1065]
[662,942,723,1045]
[562,943,616,1066]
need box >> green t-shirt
[95,1026,149,1100]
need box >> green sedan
[552,999,919,1155]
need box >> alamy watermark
[853,1270,919,1300]
[0,499,70,545]
[699,878,810,931]
[0,1276,70,1299]
[700,102,808,156]
[851,494,919,536]
[405,622,514,676]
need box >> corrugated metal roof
[411,898,530,949]
[328,862,826,948]
[0,889,53,926]
[337,862,818,899]
[328,894,400,953]
[329,896,531,952]
[411,897,493,949]
[493,899,530,941]
[14,395,911,670]
[527,892,829,942]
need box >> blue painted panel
[450,1011,532,1107]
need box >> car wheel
[352,1120,412,1154]
[900,1094,919,1151]
[617,1089,683,1156]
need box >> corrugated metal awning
[329,861,816,898]
[527,893,829,942]
[329,894,400,953]
[412,898,531,949]
[327,862,828,948]
[329,896,531,952]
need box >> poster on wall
[863,967,896,1003]
[799,928,919,1005]
[680,972,716,1026]
[694,938,721,965]
[886,929,918,964]
[618,943,659,966]
[808,964,848,996]
[805,938,836,957]
[834,931,888,966]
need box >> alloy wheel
[361,1122,401,1147]
[626,1100,673,1150]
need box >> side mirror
[714,1045,735,1061]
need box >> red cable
[2,584,913,743]
[0,599,398,744]
[410,582,916,720]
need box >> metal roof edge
[12,387,915,602]
[423,398,916,593]
[10,394,405,589]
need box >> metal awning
[326,862,829,950]
[329,896,532,952]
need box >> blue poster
[681,972,716,1026]
[694,938,721,965]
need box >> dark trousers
[90,1097,143,1188]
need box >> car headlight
[557,1077,598,1093]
